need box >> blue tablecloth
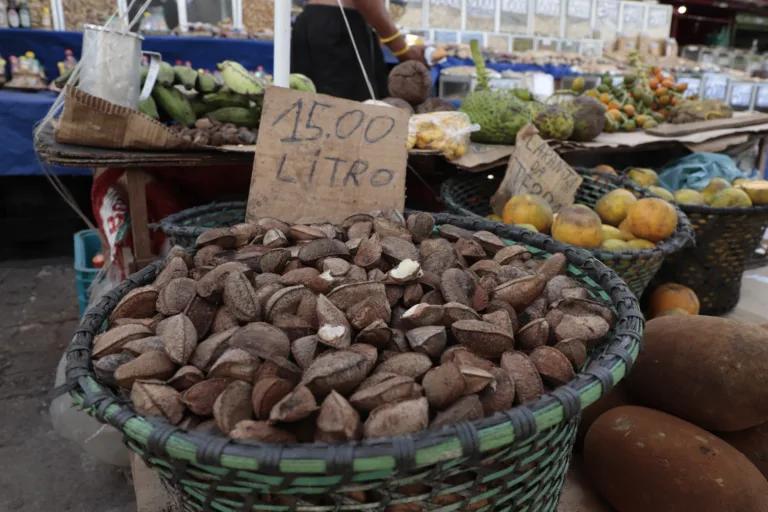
[429,56,576,89]
[0,89,90,176]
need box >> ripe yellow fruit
[601,239,630,251]
[649,186,674,202]
[551,205,604,249]
[732,177,751,188]
[595,164,617,175]
[674,189,706,205]
[516,223,539,232]
[594,189,638,226]
[601,225,624,241]
[737,181,768,205]
[648,283,700,317]
[626,239,656,250]
[627,198,677,242]
[709,188,752,207]
[701,177,731,203]
[502,194,554,233]
[485,213,504,222]
[618,217,636,241]
[627,168,659,187]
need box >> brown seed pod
[193,246,220,268]
[373,217,412,240]
[157,314,198,365]
[440,346,494,370]
[213,380,254,434]
[257,217,291,236]
[189,327,237,371]
[373,352,433,380]
[254,282,285,312]
[279,267,320,286]
[111,315,163,331]
[114,349,176,389]
[298,238,350,264]
[459,365,494,394]
[346,295,392,330]
[442,302,482,326]
[367,268,386,282]
[551,314,610,348]
[291,335,321,370]
[290,224,327,241]
[406,212,435,243]
[384,260,423,285]
[347,221,373,240]
[195,262,251,302]
[471,282,489,312]
[263,229,289,248]
[384,284,404,307]
[536,253,567,282]
[110,285,158,322]
[295,292,319,331]
[230,223,262,247]
[181,378,230,415]
[419,238,453,259]
[480,367,515,414]
[545,275,581,303]
[500,351,544,404]
[260,248,291,274]
[196,227,236,249]
[317,391,361,442]
[316,294,352,349]
[402,282,424,308]
[211,306,240,333]
[93,324,153,358]
[401,303,444,328]
[253,273,282,288]
[516,318,549,352]
[94,352,135,386]
[388,329,409,353]
[305,271,338,295]
[354,235,383,269]
[554,338,588,370]
[346,265,368,282]
[350,374,421,412]
[492,273,547,311]
[421,249,458,276]
[229,420,297,443]
[406,326,447,358]
[547,298,616,327]
[302,350,371,397]
[154,256,189,290]
[207,348,260,382]
[327,281,387,312]
[252,377,294,420]
[255,356,303,385]
[493,245,532,265]
[430,395,484,429]
[269,385,318,423]
[482,309,517,337]
[131,380,184,425]
[422,363,465,409]
[440,269,475,307]
[229,322,291,361]
[437,224,474,242]
[167,365,204,391]
[183,295,218,340]
[522,296,548,324]
[380,237,419,264]
[470,260,502,278]
[320,257,351,276]
[497,265,533,283]
[472,231,506,254]
[454,237,486,262]
[363,397,429,438]
[348,343,378,374]
[351,319,390,347]
[342,213,375,229]
[529,346,575,387]
[451,320,515,359]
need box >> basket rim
[158,200,248,238]
[441,169,696,262]
[61,213,643,474]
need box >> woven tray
[61,213,642,512]
[158,201,247,248]
[441,171,695,299]
[657,201,768,315]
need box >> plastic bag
[407,111,480,161]
[658,152,746,192]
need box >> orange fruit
[626,198,678,242]
[655,87,668,97]
[635,114,647,126]
[649,77,659,89]
[648,283,700,317]
[659,95,670,105]
[595,164,617,175]
[607,109,622,121]
[607,101,621,111]
[551,205,604,249]
[595,189,638,226]
[662,78,674,89]
[676,82,688,92]
[622,104,635,116]
[599,92,611,104]
[502,194,554,233]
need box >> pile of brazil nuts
[91,210,616,442]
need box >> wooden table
[35,126,253,272]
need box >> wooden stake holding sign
[491,124,583,216]
[247,87,410,224]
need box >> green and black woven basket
[441,171,695,299]
[62,213,642,512]
[656,200,768,315]
[158,201,247,248]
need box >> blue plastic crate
[74,230,103,317]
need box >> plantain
[189,97,215,118]
[217,60,263,97]
[196,71,219,94]
[138,96,160,120]
[157,62,174,87]
[153,86,196,127]
[202,91,250,109]
[173,65,198,90]
[206,107,260,128]
[54,67,75,88]
[289,73,316,93]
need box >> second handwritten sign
[247,87,410,224]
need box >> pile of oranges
[578,66,688,133]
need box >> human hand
[398,44,429,67]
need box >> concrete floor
[0,258,136,512]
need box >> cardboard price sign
[491,124,582,215]
[247,87,409,224]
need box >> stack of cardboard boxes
[614,34,679,67]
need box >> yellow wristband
[379,30,401,45]
[391,45,410,58]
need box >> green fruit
[569,96,607,142]
[651,112,665,123]
[289,73,317,93]
[597,84,610,93]
[202,91,251,109]
[572,76,585,93]
[55,67,74,88]
[138,96,159,120]
[173,66,198,90]
[196,71,219,94]
[218,60,264,97]
[601,74,613,86]
[621,119,637,131]
[604,114,619,133]
[152,86,196,127]
[643,94,654,107]
[512,88,532,101]
[207,107,261,128]
[189,97,214,118]
[533,104,574,140]
[157,62,174,87]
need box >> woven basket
[656,202,768,315]
[62,213,642,512]
[441,171,695,299]
[158,201,247,248]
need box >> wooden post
[126,169,155,272]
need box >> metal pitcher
[78,25,158,109]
